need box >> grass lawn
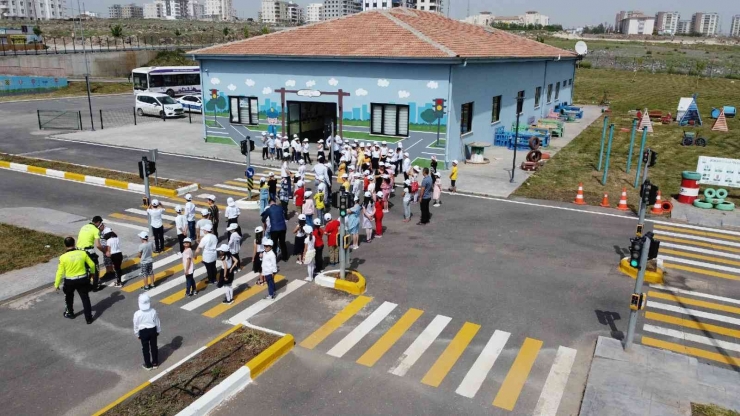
[204,119,223,128]
[0,153,191,189]
[205,135,236,145]
[512,68,740,211]
[0,82,131,103]
[691,403,740,416]
[340,130,403,143]
[411,157,446,170]
[0,224,66,274]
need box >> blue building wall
[0,75,68,94]
[446,60,576,162]
[198,59,450,128]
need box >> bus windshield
[133,73,148,90]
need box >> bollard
[601,124,615,185]
[626,118,638,174]
[597,116,609,171]
[634,127,648,188]
[99,109,104,130]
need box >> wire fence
[37,110,82,130]
[37,108,202,131]
[581,53,740,79]
[1,35,236,56]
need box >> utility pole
[510,95,524,183]
[75,0,94,130]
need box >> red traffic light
[434,99,445,111]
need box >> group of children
[261,132,312,165]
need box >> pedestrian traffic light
[240,139,248,155]
[339,192,348,217]
[629,237,644,268]
[147,161,156,176]
[648,184,659,205]
[138,161,145,179]
[639,179,651,201]
[645,232,661,260]
[648,151,657,167]
[138,159,156,178]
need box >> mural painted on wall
[0,75,68,94]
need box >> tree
[222,27,230,37]
[174,28,182,37]
[420,108,437,125]
[110,24,123,38]
[261,26,270,35]
[33,26,42,37]
[243,26,250,39]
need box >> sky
[87,0,740,33]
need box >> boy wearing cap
[261,132,269,160]
[402,152,411,181]
[138,231,155,290]
[227,223,242,271]
[185,194,197,240]
[175,205,188,254]
[314,184,326,225]
[196,209,212,242]
[261,239,278,300]
[217,244,236,304]
[449,160,458,193]
[302,190,315,226]
[182,238,196,296]
[267,173,278,202]
[294,180,305,216]
[402,179,413,222]
[207,195,219,239]
[147,199,165,253]
[133,293,160,370]
[225,197,241,237]
[302,139,312,164]
[196,223,218,284]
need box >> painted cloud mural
[210,77,221,85]
[262,87,273,95]
[398,90,411,99]
[227,83,236,91]
[285,79,296,87]
[328,78,339,86]
[245,79,255,87]
[355,88,368,97]
[306,80,316,88]
[377,79,390,87]
[426,81,439,89]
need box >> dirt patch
[1,153,191,189]
[107,327,279,416]
[325,270,361,284]
[692,403,740,416]
[0,224,65,274]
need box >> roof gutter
[189,54,577,65]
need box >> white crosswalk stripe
[125,208,177,222]
[327,301,398,358]
[658,255,740,274]
[652,220,740,236]
[213,183,252,192]
[647,301,740,326]
[650,284,740,306]
[660,242,740,261]
[389,314,452,377]
[455,330,510,398]
[145,267,206,297]
[107,253,181,286]
[182,272,259,311]
[226,280,307,325]
[102,218,148,232]
[533,346,577,416]
[643,324,740,353]
[655,231,740,248]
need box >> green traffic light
[630,259,639,267]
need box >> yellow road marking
[653,235,740,254]
[202,275,285,318]
[123,256,201,292]
[493,337,543,410]
[118,247,173,272]
[648,291,740,315]
[27,165,46,175]
[662,262,740,281]
[356,308,424,367]
[642,336,740,367]
[654,225,740,242]
[64,172,85,181]
[109,212,149,224]
[91,381,151,416]
[645,311,740,338]
[661,249,740,267]
[224,180,251,188]
[421,322,480,387]
[160,279,211,304]
[156,196,227,211]
[299,296,373,350]
[205,324,244,347]
[202,186,249,197]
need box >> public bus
[131,66,201,97]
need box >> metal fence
[581,53,740,79]
[37,110,82,130]
[1,35,235,56]
[98,107,203,130]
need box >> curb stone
[314,269,366,296]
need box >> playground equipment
[693,188,735,211]
[681,131,707,147]
[712,109,729,132]
[711,106,736,119]
[637,108,654,133]
[677,95,703,126]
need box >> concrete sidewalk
[670,198,740,230]
[580,336,740,416]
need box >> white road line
[404,139,424,151]
[389,314,452,377]
[658,255,740,275]
[183,272,259,311]
[654,231,740,249]
[421,152,445,156]
[101,219,148,232]
[455,330,510,398]
[650,284,740,306]
[643,324,740,353]
[532,346,578,416]
[660,243,740,261]
[118,253,181,283]
[653,220,740,237]
[214,183,253,192]
[647,301,740,326]
[226,280,307,325]
[146,267,206,297]
[17,147,68,156]
[327,301,398,358]
[125,208,177,222]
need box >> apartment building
[109,3,144,19]
[655,11,679,35]
[690,12,719,36]
[260,0,303,25]
[144,2,163,18]
[322,0,361,19]
[205,0,232,20]
[676,20,691,35]
[362,0,412,11]
[415,0,442,13]
[619,13,655,35]
[306,3,322,22]
[1,0,66,20]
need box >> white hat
[349,165,355,170]
[207,195,216,201]
[263,239,274,246]
[217,244,229,252]
[313,218,321,226]
[341,173,348,178]
[373,141,379,145]
[227,223,238,231]
[404,152,409,157]
[227,197,235,207]
[298,214,306,220]
[293,134,298,138]
[431,155,437,160]
[324,213,332,221]
[377,191,384,198]
[254,226,264,233]
[303,138,309,142]
[364,191,371,197]
[269,172,275,176]
[318,183,326,191]
[413,166,420,172]
[404,179,411,185]
[302,225,313,234]
[138,231,149,239]
[260,177,266,183]
[452,160,459,165]
[102,227,112,234]
[262,132,267,136]
[299,160,305,165]
[175,205,183,213]
[360,142,366,147]
[151,199,159,206]
[363,170,370,175]
[382,142,388,146]
[185,193,192,201]
[183,237,192,243]
[354,195,360,201]
[201,208,209,216]
[305,190,313,197]
[397,142,403,148]
[353,139,359,144]
[297,180,304,187]
[203,223,213,232]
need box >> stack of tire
[521,138,549,171]
[693,188,735,211]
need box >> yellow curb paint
[661,248,740,267]
[105,178,130,189]
[663,262,740,281]
[618,258,664,284]
[300,295,373,350]
[202,275,285,318]
[160,279,210,305]
[493,337,543,411]
[64,172,85,181]
[202,186,250,197]
[334,270,367,295]
[648,291,740,315]
[150,186,177,197]
[357,308,424,368]
[421,321,480,387]
[109,212,149,224]
[0,161,10,168]
[642,336,740,367]
[654,225,740,242]
[246,334,295,379]
[645,311,740,339]
[123,257,201,292]
[205,324,244,347]
[653,235,740,254]
[27,165,46,175]
[91,381,151,416]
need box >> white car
[178,95,202,113]
[135,92,184,118]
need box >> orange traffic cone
[651,190,664,214]
[574,183,586,205]
[617,188,629,211]
[600,193,610,207]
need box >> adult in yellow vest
[77,215,104,291]
[56,237,96,324]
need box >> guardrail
[1,35,234,56]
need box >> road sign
[246,167,255,178]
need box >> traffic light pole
[142,156,153,239]
[339,217,346,280]
[624,237,651,351]
[637,152,651,216]
[245,141,252,199]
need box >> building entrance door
[286,101,337,142]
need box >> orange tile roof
[190,8,575,60]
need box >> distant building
[206,0,233,20]
[109,3,144,19]
[322,0,361,20]
[732,15,740,37]
[676,20,691,35]
[462,12,495,27]
[522,11,549,26]
[189,0,206,19]
[287,1,304,24]
[619,13,654,35]
[260,0,303,25]
[362,0,413,11]
[655,11,680,35]
[690,12,719,36]
[415,0,443,13]
[492,16,524,25]
[144,2,164,19]
[1,0,67,20]
[306,3,323,22]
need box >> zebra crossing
[298,296,578,414]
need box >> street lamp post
[510,96,524,183]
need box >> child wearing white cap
[381,174,391,213]
[217,244,236,304]
[147,199,165,253]
[196,209,212,241]
[316,141,325,162]
[297,159,306,182]
[433,171,443,207]
[282,137,291,163]
[227,223,242,271]
[293,214,307,264]
[184,193,197,239]
[103,228,123,287]
[261,132,269,160]
[402,179,413,222]
[275,135,283,161]
[259,177,269,213]
[374,191,385,238]
[402,152,411,181]
[225,197,241,237]
[302,225,316,281]
[267,134,276,160]
[175,205,188,255]
[253,226,265,284]
[196,223,218,285]
[261,239,278,300]
[182,238,196,296]
[302,138,311,164]
[302,190,315,225]
[362,192,375,243]
[138,231,155,290]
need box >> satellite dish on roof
[575,41,588,56]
